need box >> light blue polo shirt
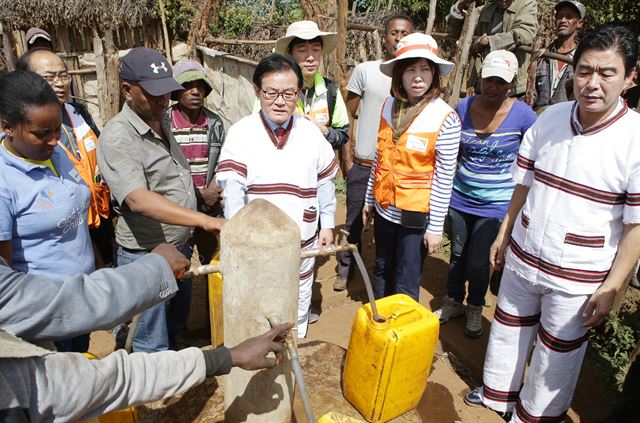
[0,140,94,279]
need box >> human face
[30,51,70,103]
[480,76,511,103]
[178,80,207,111]
[497,0,513,10]
[2,104,61,161]
[555,6,583,38]
[290,41,322,76]
[255,70,299,125]
[384,19,413,59]
[574,48,632,127]
[122,82,170,122]
[402,59,434,103]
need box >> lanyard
[61,124,81,160]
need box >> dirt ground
[88,201,615,422]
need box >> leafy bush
[159,0,198,40]
[583,0,640,32]
[589,299,640,390]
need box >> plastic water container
[342,294,440,422]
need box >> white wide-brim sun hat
[274,20,339,56]
[380,33,454,77]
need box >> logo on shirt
[35,190,54,210]
[57,200,89,234]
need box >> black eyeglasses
[260,89,299,102]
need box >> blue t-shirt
[0,141,94,278]
[449,96,537,219]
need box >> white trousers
[297,240,316,338]
[481,267,591,423]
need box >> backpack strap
[325,77,337,126]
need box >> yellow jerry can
[342,294,440,422]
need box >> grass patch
[587,288,640,391]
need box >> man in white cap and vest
[272,20,350,150]
[217,54,338,337]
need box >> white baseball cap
[380,33,454,77]
[481,50,518,83]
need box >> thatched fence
[0,0,172,126]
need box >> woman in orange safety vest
[362,33,461,301]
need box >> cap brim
[139,77,185,97]
[171,71,213,101]
[481,67,514,83]
[380,52,455,78]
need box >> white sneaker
[434,296,465,323]
[465,304,484,338]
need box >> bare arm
[342,91,362,173]
[490,184,530,270]
[125,188,223,232]
[0,240,11,267]
[583,224,640,327]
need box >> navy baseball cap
[120,47,184,96]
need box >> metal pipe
[183,263,222,279]
[287,332,315,423]
[268,316,315,423]
[300,243,357,258]
[183,243,358,278]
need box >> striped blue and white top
[365,111,461,234]
[449,97,537,219]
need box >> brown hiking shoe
[333,276,347,291]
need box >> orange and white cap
[481,50,518,83]
[380,33,454,77]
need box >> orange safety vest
[373,97,453,213]
[59,103,110,228]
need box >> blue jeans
[337,163,370,279]
[116,245,193,352]
[446,208,501,306]
[372,211,427,301]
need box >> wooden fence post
[446,2,479,107]
[336,0,348,96]
[1,24,17,71]
[93,29,120,127]
[425,0,438,35]
[158,0,173,63]
[524,38,542,106]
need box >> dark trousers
[446,207,501,306]
[372,211,427,301]
[608,354,640,422]
[337,163,371,279]
[54,333,90,353]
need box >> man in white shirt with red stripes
[216,54,338,338]
[465,25,640,422]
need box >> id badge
[405,135,427,153]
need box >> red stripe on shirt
[510,238,609,283]
[247,183,317,198]
[217,160,247,178]
[534,168,626,205]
